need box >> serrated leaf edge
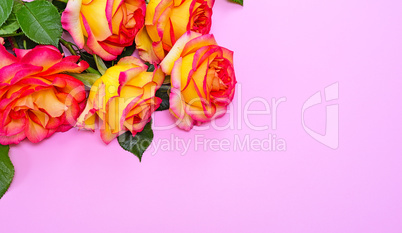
[15,0,62,46]
[0,0,14,27]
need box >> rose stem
[60,38,77,56]
[8,37,19,49]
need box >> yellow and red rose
[135,0,214,63]
[61,0,146,61]
[160,31,236,130]
[77,56,164,144]
[0,45,88,145]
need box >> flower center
[208,58,233,97]
[190,2,212,35]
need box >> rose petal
[20,46,63,70]
[135,27,162,63]
[0,131,26,145]
[0,44,18,69]
[181,34,217,56]
[61,0,86,48]
[80,0,112,41]
[160,30,201,75]
[81,13,116,60]
[169,0,192,41]
[25,118,49,143]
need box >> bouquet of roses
[0,0,242,199]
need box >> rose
[61,0,146,61]
[135,0,215,63]
[77,56,164,144]
[0,44,89,145]
[160,31,236,130]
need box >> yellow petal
[146,0,171,25]
[160,31,201,75]
[101,64,134,101]
[119,85,143,100]
[136,27,162,63]
[168,0,192,43]
[31,110,50,128]
[105,96,127,134]
[81,0,112,41]
[180,52,195,90]
[61,0,85,48]
[146,24,161,42]
[181,80,203,109]
[76,78,103,130]
[111,5,123,35]
[33,89,67,118]
[188,54,209,100]
[112,0,123,15]
[125,72,154,88]
[152,66,165,88]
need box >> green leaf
[80,51,97,69]
[118,121,154,162]
[145,62,155,72]
[0,144,14,199]
[155,85,170,111]
[15,35,40,50]
[229,0,243,6]
[117,43,136,59]
[16,0,62,46]
[0,0,13,27]
[12,0,23,13]
[163,75,171,85]
[94,54,108,75]
[145,63,170,111]
[0,13,19,36]
[52,0,67,13]
[67,72,101,88]
[104,43,136,68]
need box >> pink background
[1,0,402,232]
